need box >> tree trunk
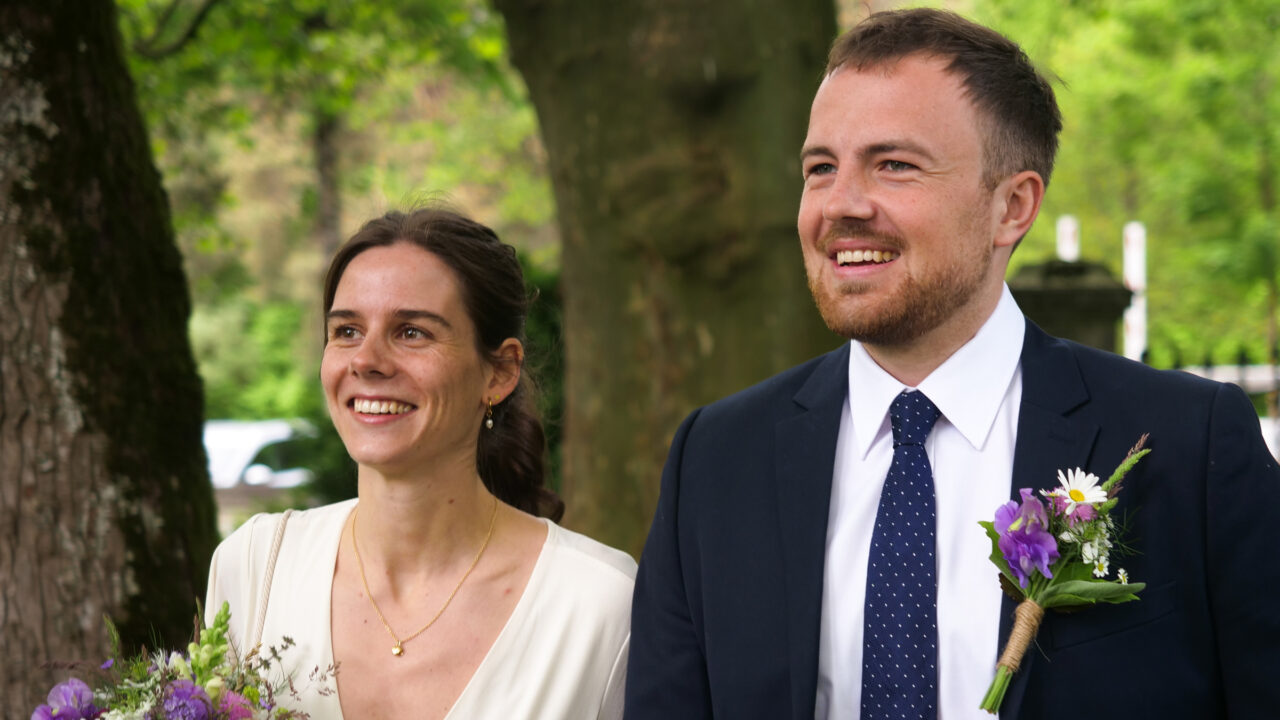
[313,107,344,261]
[493,0,838,554]
[0,1,217,714]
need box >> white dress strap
[252,509,293,649]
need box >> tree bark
[0,1,217,714]
[493,0,838,554]
[313,107,344,262]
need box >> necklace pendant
[392,644,403,657]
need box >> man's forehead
[820,52,957,88]
[809,55,979,130]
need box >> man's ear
[993,170,1045,249]
[487,338,524,401]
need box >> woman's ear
[487,338,524,401]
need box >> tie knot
[889,390,940,447]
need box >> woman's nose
[350,335,393,377]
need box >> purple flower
[995,488,1060,588]
[31,678,100,720]
[161,680,212,720]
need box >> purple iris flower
[161,680,212,720]
[995,488,1060,588]
[31,678,100,720]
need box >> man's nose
[823,171,875,222]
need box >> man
[625,8,1280,719]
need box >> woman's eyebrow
[393,309,452,329]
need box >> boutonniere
[978,435,1151,714]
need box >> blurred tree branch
[133,0,224,59]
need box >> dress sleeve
[1205,381,1280,715]
[596,634,629,720]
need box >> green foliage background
[975,0,1279,369]
[114,0,1277,511]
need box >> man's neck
[862,283,1005,387]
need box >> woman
[206,208,635,719]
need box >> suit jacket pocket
[1045,580,1177,651]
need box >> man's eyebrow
[800,145,834,164]
[800,140,938,165]
[862,140,936,163]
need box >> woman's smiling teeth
[352,398,415,415]
[836,249,898,266]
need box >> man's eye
[883,160,916,172]
[805,162,836,178]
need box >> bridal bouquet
[31,602,333,720]
[978,436,1151,714]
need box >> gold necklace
[351,496,498,657]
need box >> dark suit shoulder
[689,344,847,431]
[1023,324,1226,425]
[1057,335,1223,407]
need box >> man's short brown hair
[827,8,1062,189]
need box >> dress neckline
[320,502,554,720]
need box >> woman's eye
[401,326,428,341]
[329,325,358,340]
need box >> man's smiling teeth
[353,398,414,415]
[836,249,898,266]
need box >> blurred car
[203,418,318,490]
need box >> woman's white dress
[205,499,636,719]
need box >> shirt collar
[846,284,1025,458]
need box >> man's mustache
[819,218,904,253]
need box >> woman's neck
[352,460,497,595]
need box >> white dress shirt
[815,285,1025,719]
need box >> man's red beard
[808,218,993,345]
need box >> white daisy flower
[1054,467,1108,515]
[1093,556,1109,578]
[1117,568,1129,584]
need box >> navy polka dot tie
[861,389,941,719]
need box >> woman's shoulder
[539,521,637,597]
[207,499,356,629]
[214,499,356,564]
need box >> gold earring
[485,397,495,429]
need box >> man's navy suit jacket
[625,321,1280,719]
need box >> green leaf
[979,520,1026,601]
[1041,579,1145,608]
[1050,558,1094,583]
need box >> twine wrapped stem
[980,598,1045,713]
[998,599,1044,672]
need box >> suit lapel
[775,345,849,720]
[998,321,1099,719]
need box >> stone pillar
[1008,259,1133,353]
